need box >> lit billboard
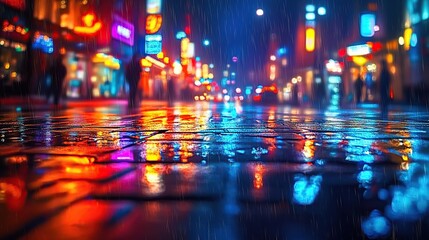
[346,44,371,56]
[145,34,162,54]
[360,13,376,37]
[111,15,134,46]
[145,0,163,55]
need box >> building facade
[1,0,146,99]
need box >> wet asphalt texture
[1,101,429,240]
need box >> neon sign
[347,44,371,56]
[111,15,134,46]
[305,27,315,52]
[145,0,163,55]
[146,15,162,34]
[145,34,162,54]
[360,13,376,37]
[147,0,162,14]
[74,13,102,34]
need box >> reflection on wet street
[1,102,429,239]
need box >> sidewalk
[0,96,128,111]
[0,95,51,111]
[0,95,181,112]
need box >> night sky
[163,0,405,85]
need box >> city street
[1,101,429,239]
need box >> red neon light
[372,42,383,52]
[338,48,346,58]
[74,13,102,34]
[185,26,191,35]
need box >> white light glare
[317,7,326,16]
[306,5,315,12]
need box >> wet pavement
[1,101,429,239]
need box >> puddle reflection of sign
[112,15,134,46]
[360,13,376,37]
[145,34,162,54]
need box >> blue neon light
[145,34,162,54]
[176,31,186,40]
[360,13,376,37]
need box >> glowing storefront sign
[145,0,163,55]
[305,27,315,52]
[145,34,162,55]
[360,13,376,37]
[111,15,134,46]
[74,13,102,34]
[146,15,162,34]
[147,0,162,14]
[145,34,162,42]
[346,44,371,56]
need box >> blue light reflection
[293,174,322,205]
[387,163,429,220]
[362,210,391,239]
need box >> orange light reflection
[253,164,265,190]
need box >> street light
[203,39,210,46]
[256,9,264,16]
[317,7,326,16]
